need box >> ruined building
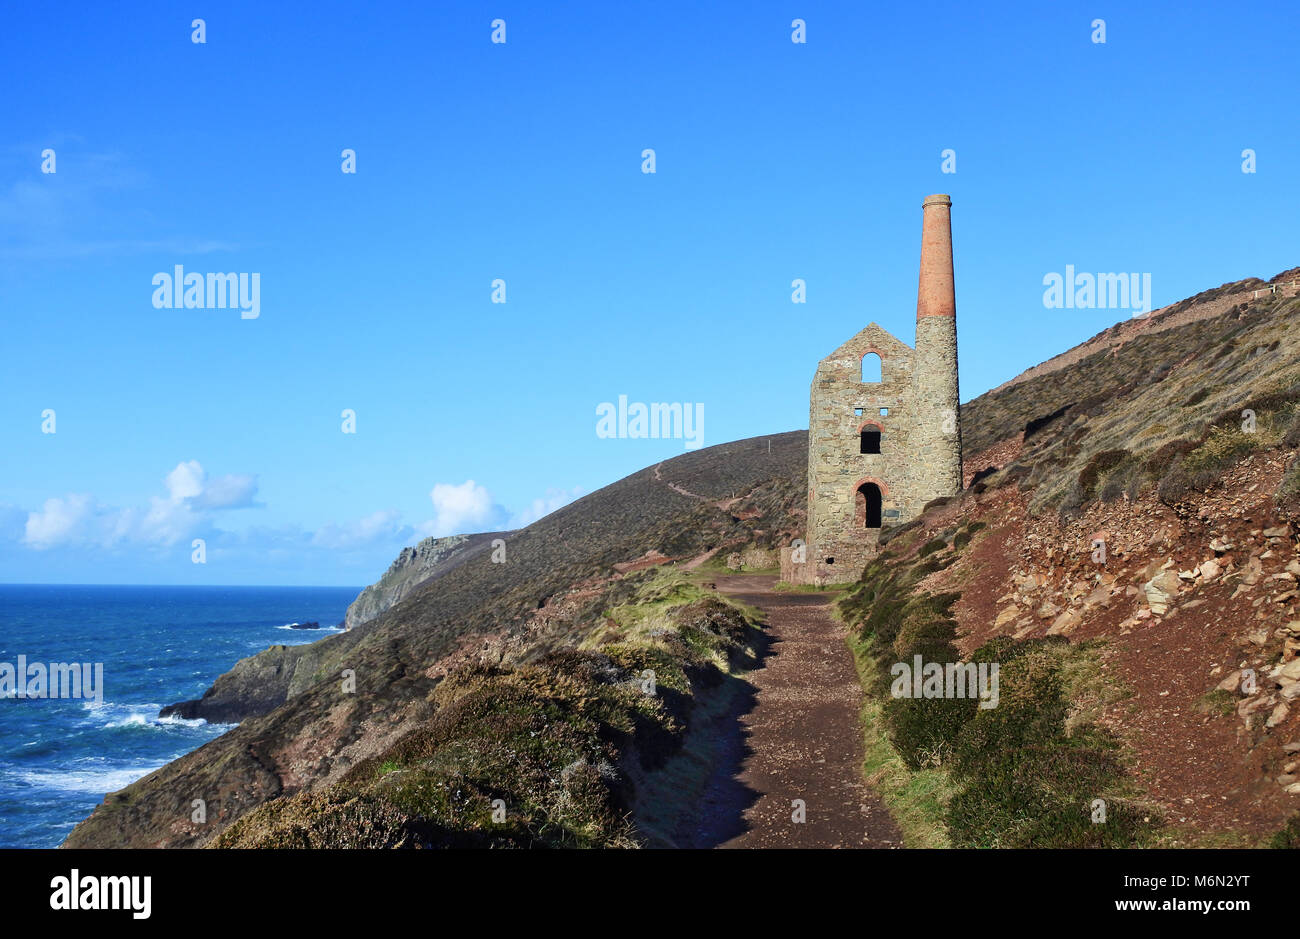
[783,194,963,585]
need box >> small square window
[854,407,863,416]
[879,407,889,416]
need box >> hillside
[65,433,806,847]
[843,271,1300,845]
[985,268,1300,398]
[63,266,1300,849]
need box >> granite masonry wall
[785,195,962,586]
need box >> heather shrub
[918,538,947,557]
[1269,813,1300,849]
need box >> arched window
[860,427,881,454]
[861,352,882,383]
[855,482,883,529]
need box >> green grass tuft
[837,549,1159,848]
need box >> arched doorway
[855,482,883,529]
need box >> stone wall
[908,313,962,517]
[789,194,963,586]
[726,546,778,571]
[802,324,916,584]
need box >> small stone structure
[782,195,963,585]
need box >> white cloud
[193,474,259,510]
[312,509,409,550]
[164,460,205,501]
[417,480,505,538]
[11,464,588,572]
[24,494,97,549]
[412,481,585,538]
[20,460,260,550]
[162,459,258,509]
[509,486,585,528]
[0,149,240,261]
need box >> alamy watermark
[152,266,260,319]
[50,869,150,919]
[1,656,104,703]
[1043,266,1151,316]
[596,395,704,450]
[890,655,999,709]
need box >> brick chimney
[909,194,963,507]
[916,194,955,320]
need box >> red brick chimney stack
[916,194,955,320]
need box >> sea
[0,584,359,848]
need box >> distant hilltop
[343,532,506,631]
[990,267,1300,397]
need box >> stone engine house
[784,194,963,585]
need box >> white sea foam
[13,762,165,795]
[82,700,161,720]
[156,713,232,730]
[103,713,151,729]
[83,701,231,731]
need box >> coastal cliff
[65,431,806,847]
[156,534,508,725]
[342,532,504,631]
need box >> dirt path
[651,461,765,510]
[694,574,901,848]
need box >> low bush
[1144,438,1197,479]
[1078,449,1130,498]
[1278,460,1300,508]
[945,641,1151,847]
[1184,425,1260,476]
[1157,459,1194,505]
[1284,413,1300,449]
[918,538,947,557]
[1269,813,1300,849]
[883,692,977,770]
[839,555,1158,848]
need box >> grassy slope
[214,569,763,848]
[962,289,1300,518]
[845,630,955,848]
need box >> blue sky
[1,1,1296,585]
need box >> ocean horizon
[0,583,359,848]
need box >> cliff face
[158,637,359,725]
[158,533,506,724]
[343,532,505,631]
